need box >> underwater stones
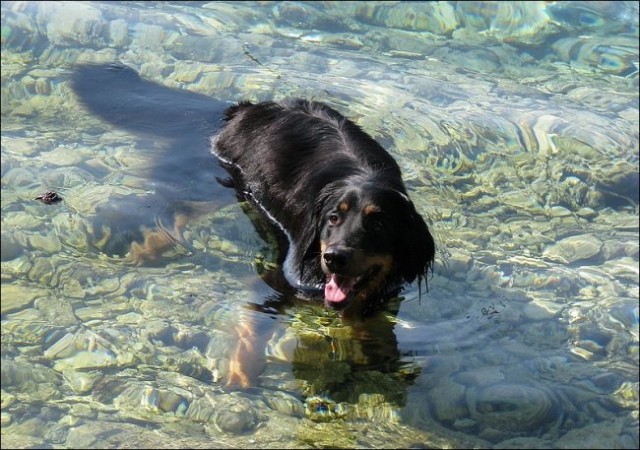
[39,166,96,193]
[554,418,626,449]
[186,393,263,434]
[295,422,360,448]
[40,2,106,47]
[2,167,42,192]
[27,230,62,254]
[601,257,639,284]
[1,391,17,410]
[618,107,638,122]
[612,381,639,410]
[543,234,603,264]
[303,396,345,422]
[455,367,505,387]
[263,391,305,418]
[51,212,92,254]
[466,383,558,433]
[272,2,352,32]
[264,328,299,364]
[524,295,564,320]
[34,296,77,328]
[212,398,262,434]
[552,36,639,75]
[426,378,468,423]
[596,161,640,205]
[0,284,47,314]
[73,297,132,323]
[1,232,23,261]
[107,19,129,47]
[1,136,40,157]
[160,348,212,383]
[352,392,401,423]
[1,360,61,399]
[44,327,135,371]
[0,7,40,54]
[349,1,458,34]
[300,32,364,50]
[62,368,102,394]
[171,61,206,84]
[576,207,597,218]
[494,437,554,448]
[565,86,635,113]
[112,383,190,418]
[131,23,165,50]
[194,69,241,95]
[1,308,60,349]
[39,145,86,167]
[457,1,560,46]
[62,184,134,215]
[595,210,639,233]
[140,387,190,416]
[53,350,117,371]
[65,421,186,449]
[165,35,232,63]
[0,412,12,426]
[33,77,50,95]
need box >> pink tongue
[324,274,353,303]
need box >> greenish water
[1,1,638,448]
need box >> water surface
[1,1,638,448]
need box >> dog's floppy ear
[398,200,435,285]
[298,184,342,285]
[295,195,324,285]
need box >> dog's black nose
[323,247,349,271]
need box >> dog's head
[313,181,435,319]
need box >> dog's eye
[328,213,340,225]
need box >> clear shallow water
[1,1,638,448]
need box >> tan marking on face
[338,201,350,213]
[363,204,381,216]
[355,255,393,300]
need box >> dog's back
[213,99,409,237]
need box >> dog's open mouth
[324,266,380,308]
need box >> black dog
[71,64,435,387]
[214,100,435,318]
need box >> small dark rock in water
[35,191,63,204]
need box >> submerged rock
[466,383,559,433]
[543,234,603,264]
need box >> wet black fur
[71,63,435,314]
[214,99,435,302]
